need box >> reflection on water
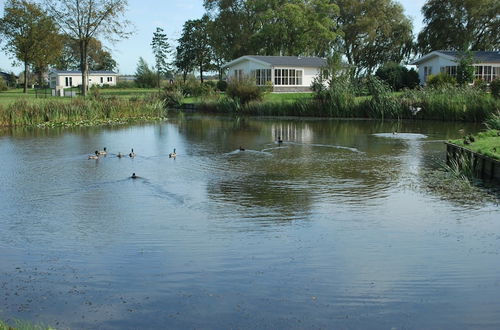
[1,116,499,329]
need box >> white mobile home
[49,70,118,90]
[411,51,500,85]
[223,55,327,92]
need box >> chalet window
[100,77,104,83]
[274,69,303,86]
[65,77,72,87]
[255,69,272,85]
[234,69,243,81]
[107,77,112,82]
[441,66,457,76]
[475,65,493,82]
[424,66,432,82]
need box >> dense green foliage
[176,16,213,83]
[417,0,500,53]
[490,79,500,99]
[336,0,413,75]
[0,78,8,92]
[55,37,117,72]
[426,73,457,88]
[375,62,419,91]
[226,77,264,105]
[0,0,62,92]
[456,51,475,85]
[135,58,157,88]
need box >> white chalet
[411,50,500,85]
[223,55,327,92]
[49,70,118,90]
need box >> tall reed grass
[0,96,166,127]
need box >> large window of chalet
[274,69,303,86]
[255,69,272,86]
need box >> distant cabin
[223,55,327,92]
[49,70,118,89]
[410,50,500,85]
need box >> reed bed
[195,85,499,122]
[0,96,166,127]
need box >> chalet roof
[411,50,500,65]
[224,55,327,68]
[50,70,118,75]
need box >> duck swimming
[88,151,99,160]
[277,136,283,145]
[117,152,124,158]
[98,147,107,155]
[239,146,245,151]
[129,148,136,158]
[131,173,138,179]
[169,148,177,158]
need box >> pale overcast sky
[0,0,427,74]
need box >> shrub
[0,77,8,92]
[490,79,500,98]
[427,73,456,88]
[162,88,184,108]
[216,80,228,92]
[485,111,500,130]
[375,63,420,91]
[473,79,488,92]
[226,76,263,105]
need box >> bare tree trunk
[199,63,204,83]
[23,61,28,94]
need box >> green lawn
[451,130,500,160]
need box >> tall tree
[151,27,171,89]
[46,0,131,96]
[205,0,340,62]
[55,36,117,71]
[0,0,62,92]
[177,16,213,83]
[417,0,500,53]
[335,0,413,76]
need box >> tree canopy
[46,0,131,95]
[335,0,413,76]
[151,27,171,88]
[0,0,62,92]
[417,0,500,53]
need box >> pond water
[0,116,499,329]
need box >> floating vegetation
[419,156,500,205]
[0,319,54,330]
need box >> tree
[417,0,500,53]
[335,0,413,76]
[151,27,171,89]
[375,62,420,90]
[456,51,475,85]
[134,57,156,88]
[204,0,340,62]
[0,0,62,92]
[46,0,131,96]
[55,36,117,71]
[177,16,213,83]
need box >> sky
[0,0,427,75]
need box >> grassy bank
[0,319,54,330]
[0,96,166,127]
[450,130,500,160]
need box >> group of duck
[88,147,177,160]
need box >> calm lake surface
[0,115,499,329]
